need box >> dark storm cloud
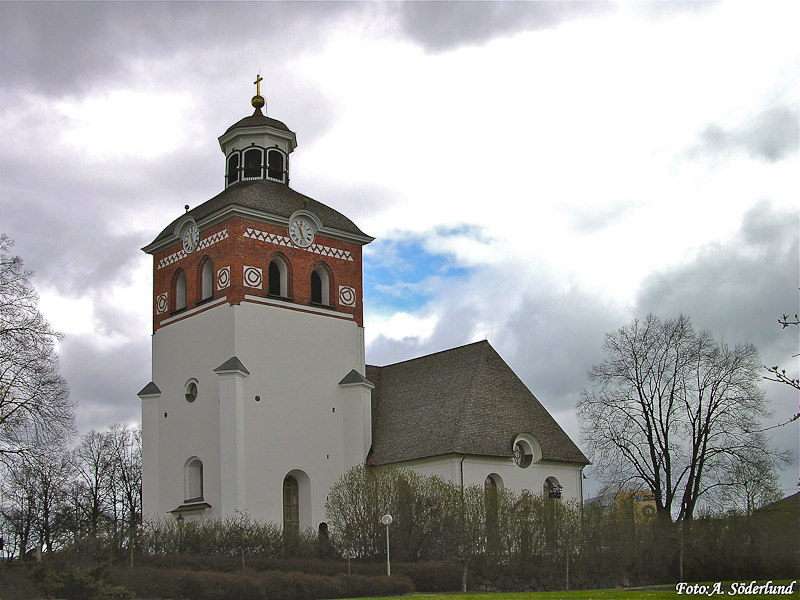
[498,290,625,412]
[698,105,800,162]
[0,2,357,95]
[636,201,798,359]
[58,334,150,434]
[394,1,612,52]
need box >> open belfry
[139,77,588,530]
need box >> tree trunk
[462,560,468,592]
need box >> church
[138,79,589,530]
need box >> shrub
[393,561,461,591]
[30,562,135,600]
[0,563,43,600]
[109,566,414,600]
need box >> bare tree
[107,424,142,554]
[578,314,787,521]
[760,312,800,431]
[72,430,116,537]
[0,234,74,467]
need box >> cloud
[57,333,150,435]
[698,105,799,162]
[393,1,612,52]
[566,199,644,235]
[636,200,799,360]
[0,2,357,95]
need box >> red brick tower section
[150,213,365,333]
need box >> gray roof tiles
[368,340,589,466]
[150,179,370,246]
[223,109,292,135]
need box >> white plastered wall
[387,454,584,501]
[149,303,235,520]
[146,300,368,527]
[235,302,366,527]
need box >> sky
[0,1,797,500]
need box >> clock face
[183,224,200,254]
[289,217,314,247]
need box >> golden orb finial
[252,73,265,110]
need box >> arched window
[201,258,213,301]
[268,150,284,182]
[310,266,330,305]
[227,154,240,186]
[268,256,288,297]
[544,477,562,499]
[175,270,187,311]
[484,473,503,490]
[283,476,299,532]
[184,458,203,501]
[243,148,262,179]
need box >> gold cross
[254,73,263,96]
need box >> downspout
[459,455,467,593]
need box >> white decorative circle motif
[217,266,230,290]
[243,266,262,289]
[155,293,168,315]
[338,285,356,307]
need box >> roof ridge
[367,339,490,369]
[451,341,494,453]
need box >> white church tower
[139,78,374,530]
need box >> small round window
[513,441,533,468]
[185,380,198,403]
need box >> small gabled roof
[367,340,589,466]
[339,369,374,387]
[137,381,161,397]
[213,356,250,375]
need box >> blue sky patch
[364,235,471,312]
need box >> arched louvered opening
[268,256,288,297]
[227,153,240,186]
[174,270,187,311]
[267,149,285,182]
[310,265,330,306]
[201,258,214,301]
[243,148,263,179]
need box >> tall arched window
[184,458,203,501]
[175,270,187,311]
[283,476,299,532]
[243,148,262,179]
[268,256,288,297]
[310,266,330,305]
[268,150,284,182]
[227,154,240,186]
[201,258,213,301]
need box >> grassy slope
[342,580,798,600]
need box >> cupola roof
[223,107,292,136]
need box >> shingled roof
[149,179,371,246]
[367,340,589,466]
[223,109,292,135]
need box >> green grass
[340,580,798,600]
